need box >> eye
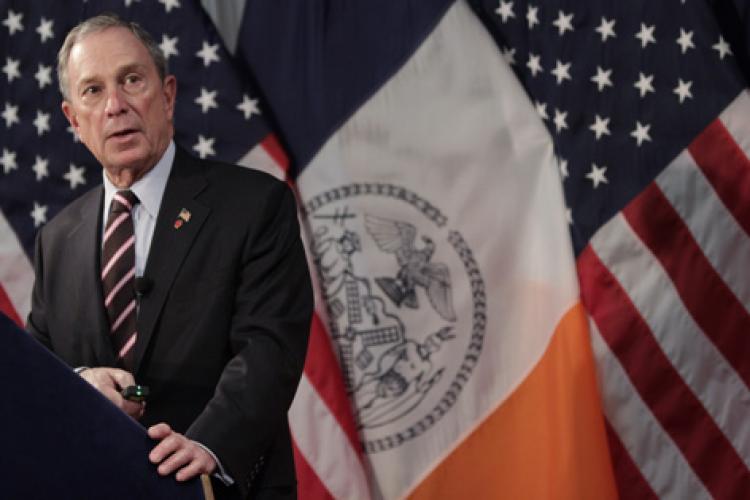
[82,85,101,96]
[124,73,144,87]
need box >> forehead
[67,26,155,78]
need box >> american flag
[469,0,750,497]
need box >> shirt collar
[102,141,175,220]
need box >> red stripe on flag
[578,245,750,499]
[261,133,290,173]
[688,119,750,237]
[303,313,363,458]
[293,436,335,500]
[622,183,750,387]
[0,284,23,327]
[603,418,658,500]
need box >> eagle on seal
[364,214,456,322]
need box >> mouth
[108,128,139,140]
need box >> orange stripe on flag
[408,303,616,500]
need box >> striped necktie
[102,190,139,371]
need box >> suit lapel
[68,187,116,366]
[133,148,210,373]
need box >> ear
[162,75,177,120]
[61,100,79,130]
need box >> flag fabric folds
[241,1,615,497]
[467,0,750,498]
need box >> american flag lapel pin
[174,208,191,229]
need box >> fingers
[148,423,171,439]
[79,367,142,418]
[148,426,217,481]
[108,369,136,390]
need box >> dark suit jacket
[27,146,313,499]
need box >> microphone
[134,276,153,299]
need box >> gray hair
[57,14,167,100]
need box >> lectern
[0,312,206,499]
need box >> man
[26,14,313,499]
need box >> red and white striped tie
[102,190,139,371]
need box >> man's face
[62,27,176,179]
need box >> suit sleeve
[185,181,313,494]
[26,228,52,350]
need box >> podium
[0,312,206,499]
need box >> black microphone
[134,276,153,299]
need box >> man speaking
[27,14,312,500]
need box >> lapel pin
[174,208,191,229]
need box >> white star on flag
[712,36,732,59]
[635,23,656,48]
[159,34,179,60]
[2,102,19,128]
[66,125,80,143]
[3,57,20,83]
[2,10,23,35]
[36,17,54,43]
[30,202,47,227]
[527,53,543,76]
[196,41,220,67]
[558,157,569,178]
[34,64,53,89]
[158,0,181,13]
[589,114,611,140]
[586,163,608,188]
[553,108,568,132]
[193,135,216,159]
[495,1,515,23]
[551,60,572,85]
[1,147,18,174]
[630,121,652,146]
[591,66,613,91]
[535,101,548,120]
[552,10,574,36]
[595,17,616,42]
[501,46,516,65]
[526,5,539,29]
[33,110,50,136]
[634,72,655,98]
[673,78,693,103]
[195,87,218,113]
[237,94,260,120]
[676,28,695,54]
[63,163,86,189]
[32,156,49,181]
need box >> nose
[104,86,128,117]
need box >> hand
[148,423,217,481]
[79,367,144,419]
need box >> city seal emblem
[304,183,486,453]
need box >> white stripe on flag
[590,213,750,467]
[590,321,711,500]
[0,211,34,320]
[290,375,371,500]
[657,150,750,315]
[719,90,750,157]
[238,141,286,181]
